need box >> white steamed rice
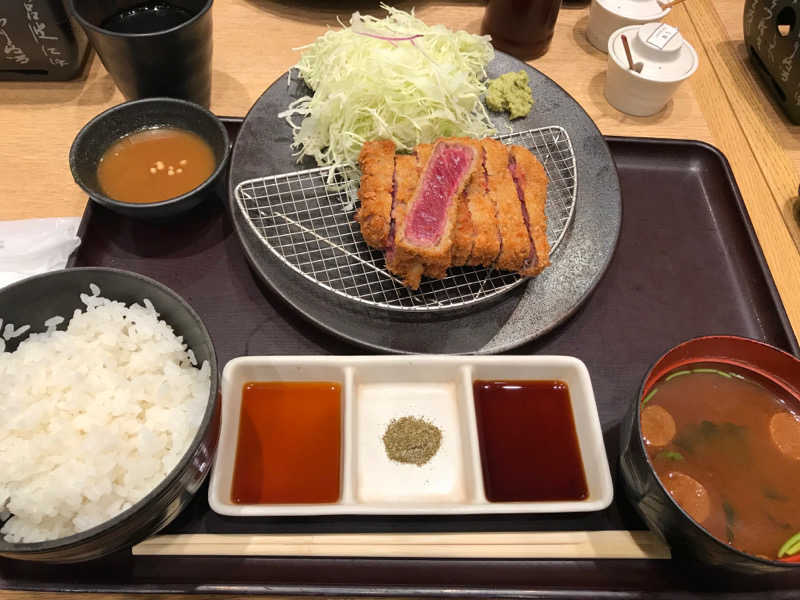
[0,285,210,543]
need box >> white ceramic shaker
[586,0,670,53]
[604,22,698,117]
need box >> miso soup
[641,363,800,560]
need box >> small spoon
[621,34,635,71]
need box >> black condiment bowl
[69,97,230,220]
[0,267,219,562]
[620,335,800,574]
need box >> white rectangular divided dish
[209,356,613,516]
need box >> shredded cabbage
[278,4,496,167]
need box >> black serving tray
[1,123,798,597]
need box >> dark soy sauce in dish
[101,2,194,34]
[474,380,588,502]
[641,363,800,560]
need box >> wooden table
[0,0,798,598]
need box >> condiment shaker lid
[595,0,669,21]
[609,23,698,83]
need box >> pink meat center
[405,144,474,246]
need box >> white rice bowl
[0,285,210,543]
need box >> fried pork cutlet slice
[481,138,529,272]
[509,145,551,276]
[396,140,479,273]
[355,139,395,249]
[385,153,425,289]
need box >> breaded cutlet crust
[481,138,530,272]
[462,145,500,267]
[355,139,395,249]
[451,192,474,267]
[510,145,550,276]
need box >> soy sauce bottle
[481,0,564,60]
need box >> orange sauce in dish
[97,127,215,204]
[231,381,341,504]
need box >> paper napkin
[0,217,81,289]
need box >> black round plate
[228,51,621,354]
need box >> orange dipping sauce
[232,381,342,504]
[97,126,215,204]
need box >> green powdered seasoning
[382,416,442,466]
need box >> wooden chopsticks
[133,530,670,559]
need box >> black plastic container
[0,267,219,563]
[0,0,89,81]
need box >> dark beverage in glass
[69,0,213,107]
[101,2,195,34]
[481,0,563,60]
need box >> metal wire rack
[235,126,577,312]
